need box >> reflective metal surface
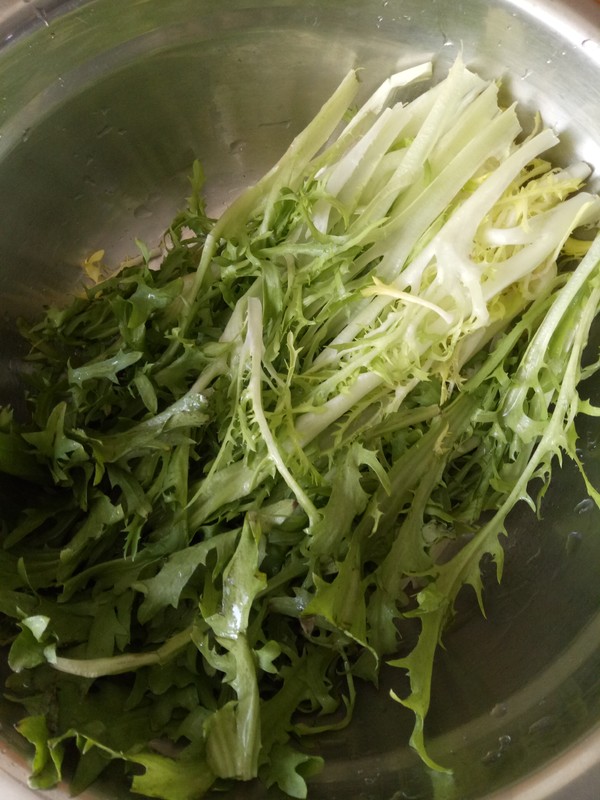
[1,1,600,798]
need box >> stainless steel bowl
[1,1,600,798]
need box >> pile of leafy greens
[2,56,600,799]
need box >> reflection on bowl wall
[1,1,600,799]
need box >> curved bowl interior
[1,1,600,798]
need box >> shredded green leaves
[2,56,600,798]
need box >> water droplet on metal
[21,128,31,143]
[482,749,503,765]
[498,734,512,749]
[581,40,600,57]
[566,530,583,555]
[528,715,555,735]
[34,5,50,26]
[575,497,594,515]
[134,204,153,219]
[490,702,508,718]
[228,139,246,155]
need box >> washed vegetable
[2,56,600,799]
